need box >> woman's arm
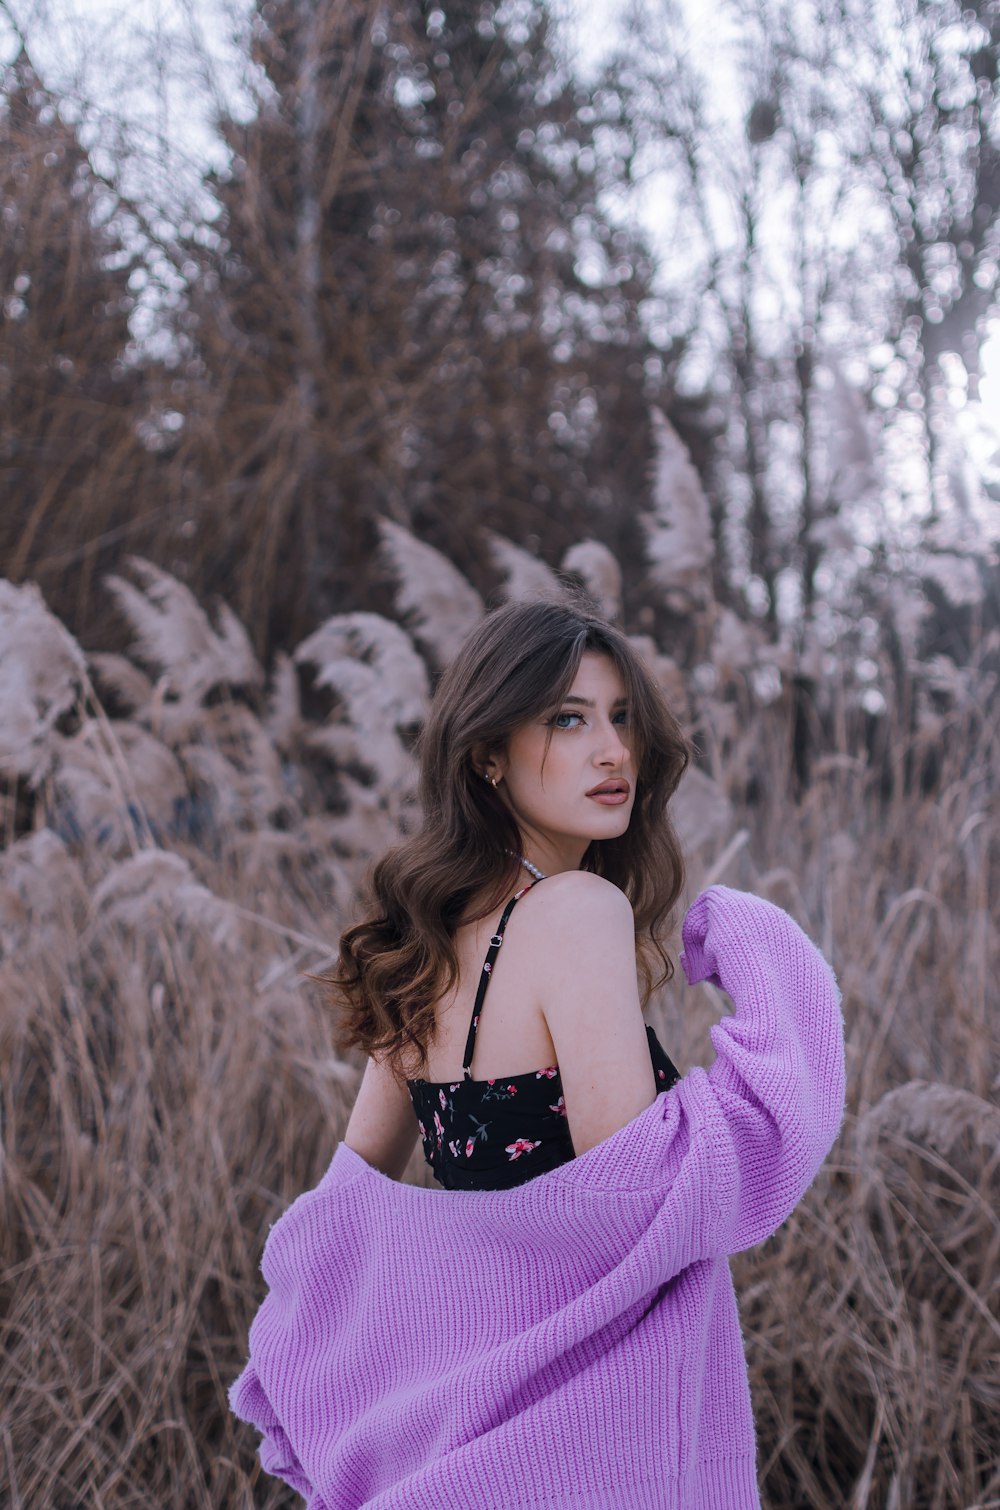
[343,1051,421,1180]
[680,883,846,1256]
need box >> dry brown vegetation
[1,547,998,1509]
[2,0,999,1501]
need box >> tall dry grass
[715,714,1000,1510]
[0,561,998,1508]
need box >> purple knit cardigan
[229,884,846,1509]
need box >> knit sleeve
[679,883,846,1257]
[228,1347,315,1503]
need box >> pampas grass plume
[0,579,88,787]
[561,540,623,621]
[485,531,563,600]
[642,407,714,607]
[103,556,263,703]
[376,517,483,670]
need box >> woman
[334,591,693,1191]
[229,591,846,1509]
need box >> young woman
[229,590,845,1509]
[329,591,694,1190]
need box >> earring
[482,771,498,787]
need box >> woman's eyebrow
[561,695,628,707]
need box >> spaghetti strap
[461,879,540,1080]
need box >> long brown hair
[316,589,693,1084]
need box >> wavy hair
[315,589,693,1085]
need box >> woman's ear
[469,744,505,785]
[468,744,492,782]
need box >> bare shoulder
[521,871,655,1158]
[521,870,634,931]
[518,871,634,988]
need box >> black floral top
[406,878,682,1192]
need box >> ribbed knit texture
[229,884,846,1509]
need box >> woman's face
[490,650,636,874]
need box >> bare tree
[0,44,161,646]
[163,0,700,656]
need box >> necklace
[506,849,547,881]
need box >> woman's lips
[587,791,629,804]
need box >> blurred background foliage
[1,0,996,701]
[1,1,1000,1506]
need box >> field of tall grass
[1,553,998,1509]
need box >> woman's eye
[551,710,629,729]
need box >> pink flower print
[483,962,492,973]
[417,1120,426,1137]
[465,1137,476,1157]
[657,1068,666,1080]
[535,1065,559,1080]
[505,1137,542,1161]
[433,1109,444,1146]
[438,1088,447,1110]
[449,1082,461,1092]
[549,1094,566,1116]
[448,1139,462,1159]
[505,1084,517,1095]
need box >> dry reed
[1,564,998,1508]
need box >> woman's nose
[596,721,629,763]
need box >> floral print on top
[405,879,682,1192]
